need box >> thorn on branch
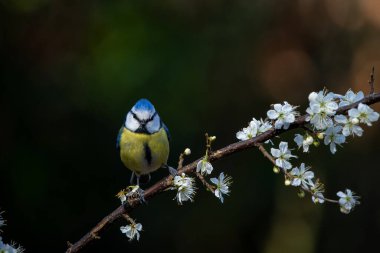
[369,66,375,95]
[91,232,100,240]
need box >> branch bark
[66,92,380,253]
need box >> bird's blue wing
[116,126,124,150]
[162,122,171,142]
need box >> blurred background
[1,0,380,252]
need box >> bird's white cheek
[146,116,160,133]
[125,114,140,131]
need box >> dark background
[1,1,380,252]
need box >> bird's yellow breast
[119,127,169,175]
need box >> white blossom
[324,126,345,154]
[0,238,24,253]
[116,190,127,204]
[308,180,325,204]
[236,118,272,141]
[312,192,325,204]
[337,189,360,214]
[294,134,314,152]
[270,142,297,170]
[210,172,232,203]
[173,173,193,188]
[120,223,143,241]
[348,103,379,126]
[334,115,363,137]
[0,212,5,230]
[0,213,24,253]
[175,185,196,204]
[236,120,258,141]
[306,90,338,130]
[267,102,298,129]
[173,173,196,205]
[290,163,314,188]
[196,160,213,175]
[257,119,273,134]
[337,89,364,107]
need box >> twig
[195,172,215,193]
[122,213,135,224]
[177,148,192,170]
[66,92,380,253]
[255,143,276,165]
[177,154,185,170]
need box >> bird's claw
[136,188,147,204]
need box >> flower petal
[267,110,279,119]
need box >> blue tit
[117,98,176,188]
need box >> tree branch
[66,91,380,253]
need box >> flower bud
[351,117,359,125]
[317,132,324,139]
[308,92,318,102]
[305,135,314,144]
[209,136,217,141]
[313,141,320,147]
[284,179,292,186]
[273,166,280,174]
[184,148,191,156]
[340,206,350,214]
[298,190,305,198]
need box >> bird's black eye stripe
[148,112,157,122]
[131,112,140,121]
[131,111,157,125]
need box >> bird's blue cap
[132,98,155,112]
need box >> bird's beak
[135,124,147,133]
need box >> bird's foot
[126,185,140,197]
[123,185,146,204]
[136,188,147,204]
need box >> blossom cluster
[170,141,233,205]
[172,156,232,204]
[236,88,378,214]
[171,171,232,205]
[303,89,379,154]
[0,211,24,253]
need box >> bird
[116,98,176,199]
